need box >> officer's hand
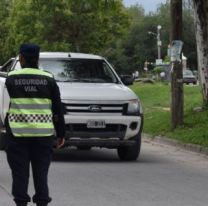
[57,138,65,149]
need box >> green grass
[129,82,208,147]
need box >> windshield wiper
[55,80,64,82]
[56,78,114,83]
[56,79,80,82]
[62,79,97,83]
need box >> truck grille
[62,102,126,116]
[65,124,127,139]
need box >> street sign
[170,40,183,62]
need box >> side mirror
[0,71,8,78]
[120,75,134,86]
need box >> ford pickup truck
[0,52,143,160]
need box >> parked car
[0,52,143,161]
[183,69,197,85]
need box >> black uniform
[5,44,65,206]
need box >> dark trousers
[6,135,53,205]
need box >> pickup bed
[0,52,143,161]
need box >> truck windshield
[39,58,118,83]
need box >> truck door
[0,72,10,124]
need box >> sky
[123,0,168,14]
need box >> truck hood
[57,83,137,101]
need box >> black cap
[19,43,40,58]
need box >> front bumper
[62,139,137,148]
[63,114,143,141]
[183,78,196,83]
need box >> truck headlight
[127,99,140,114]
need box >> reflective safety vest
[7,68,55,137]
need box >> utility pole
[170,0,183,129]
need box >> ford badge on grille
[88,105,102,112]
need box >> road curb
[142,134,208,156]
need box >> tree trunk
[193,0,208,106]
[74,40,80,52]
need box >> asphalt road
[0,139,208,206]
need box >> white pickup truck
[0,52,143,160]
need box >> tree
[4,0,129,57]
[61,0,129,53]
[104,3,171,74]
[0,0,13,64]
[103,4,146,74]
[192,0,208,106]
[5,0,73,55]
[126,3,145,23]
[182,0,197,70]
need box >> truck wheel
[77,146,92,150]
[0,119,7,151]
[117,134,141,161]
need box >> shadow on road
[52,147,141,163]
[52,146,161,164]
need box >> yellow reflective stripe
[10,103,51,110]
[10,98,52,105]
[9,122,54,129]
[8,108,52,115]
[11,128,54,137]
[8,68,53,78]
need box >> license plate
[87,120,106,128]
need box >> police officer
[5,43,65,206]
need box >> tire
[77,146,92,150]
[117,134,141,161]
[0,119,7,151]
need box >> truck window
[40,58,118,83]
[0,58,15,72]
